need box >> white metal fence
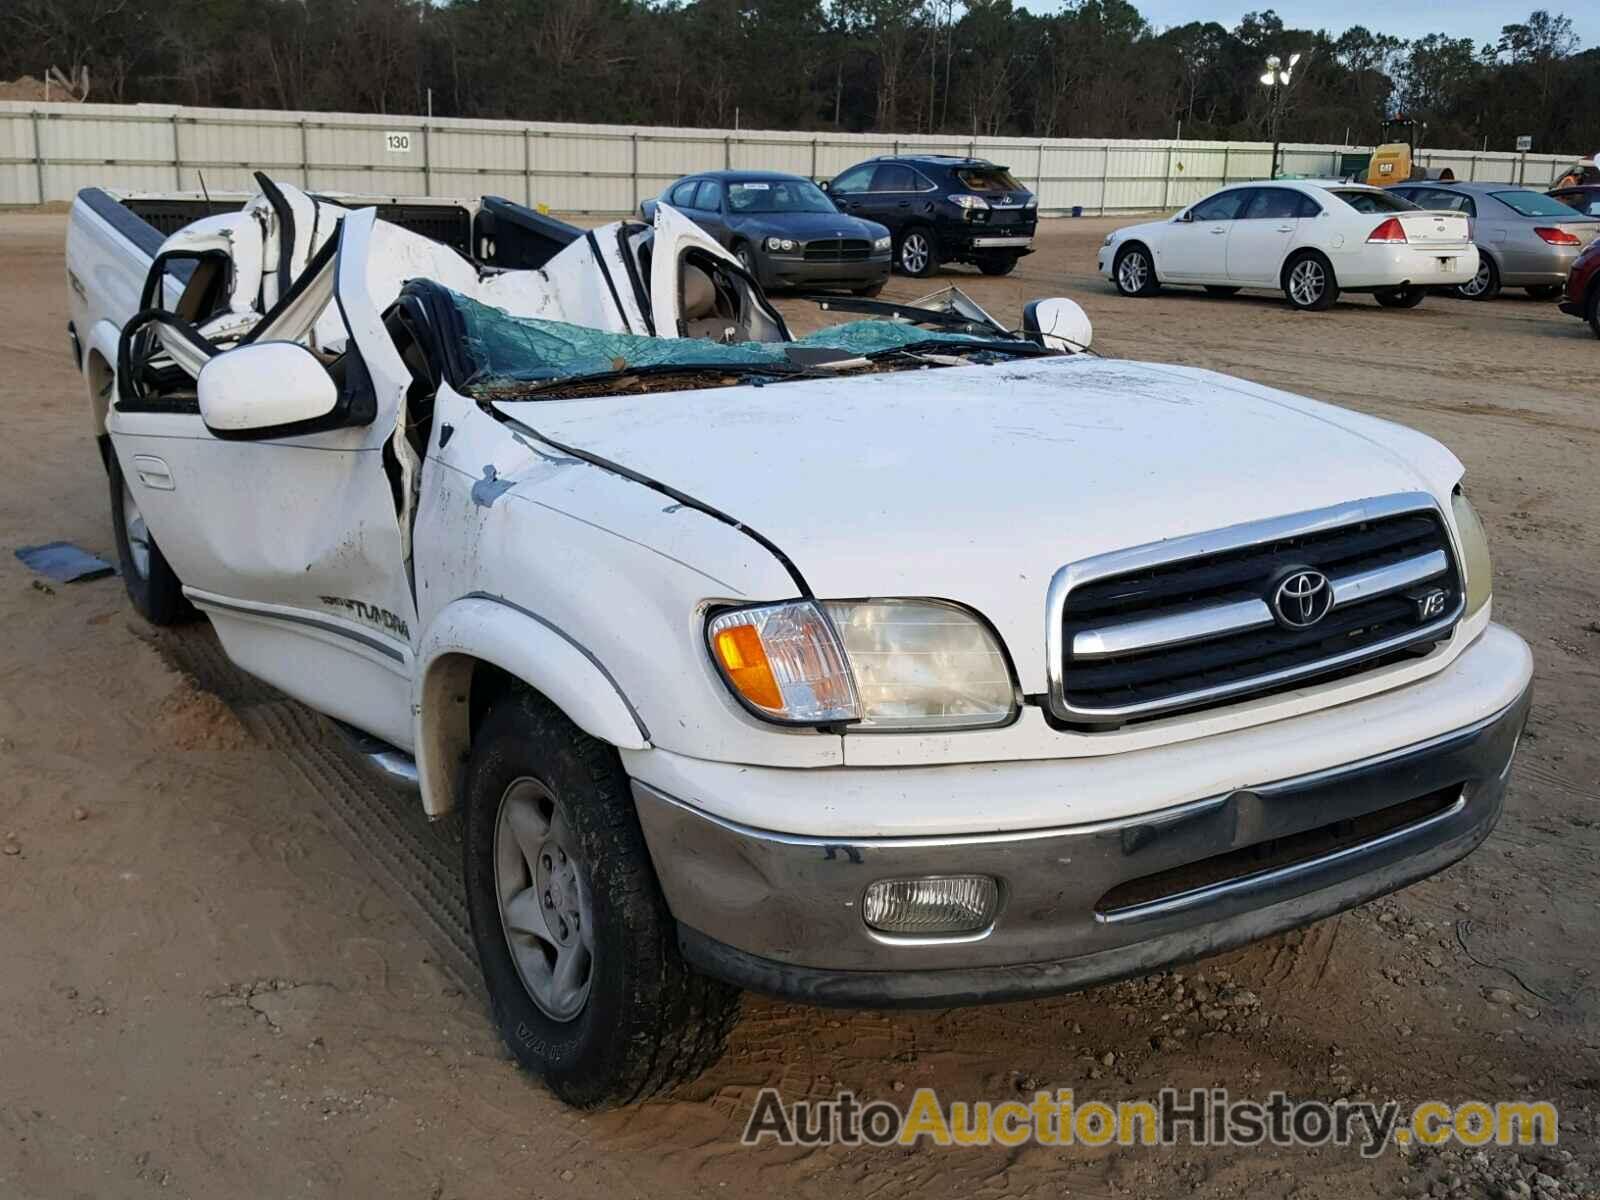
[1,100,1578,216]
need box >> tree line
[4,0,1595,154]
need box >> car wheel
[734,242,759,280]
[108,450,189,625]
[852,281,885,297]
[1112,244,1160,297]
[1374,286,1426,308]
[1456,256,1500,301]
[1588,284,1600,340]
[897,227,939,277]
[462,687,740,1109]
[1204,286,1240,297]
[976,253,1018,276]
[1525,284,1562,300]
[1282,251,1339,311]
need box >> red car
[1559,235,1600,338]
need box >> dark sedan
[641,170,891,295]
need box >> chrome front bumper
[634,683,1530,1008]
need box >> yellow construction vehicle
[1366,118,1456,186]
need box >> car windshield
[1490,190,1579,218]
[955,167,1023,192]
[446,290,1039,395]
[726,180,835,214]
[1333,189,1418,214]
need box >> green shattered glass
[446,289,1007,388]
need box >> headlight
[873,235,892,251]
[706,599,1017,730]
[1102,234,1115,246]
[1024,196,1038,208]
[1451,489,1493,617]
[707,601,858,724]
[948,194,989,210]
[823,600,1016,730]
[764,236,797,252]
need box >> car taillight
[1534,227,1581,246]
[1367,218,1407,244]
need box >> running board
[330,720,420,793]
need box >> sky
[1033,1,1597,49]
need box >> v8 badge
[1413,587,1449,622]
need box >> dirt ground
[2,208,1597,1200]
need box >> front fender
[413,595,650,817]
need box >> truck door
[107,208,421,750]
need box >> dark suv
[821,155,1037,277]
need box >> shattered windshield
[727,180,835,214]
[447,289,1035,394]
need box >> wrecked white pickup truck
[65,175,1532,1109]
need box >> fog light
[862,876,999,936]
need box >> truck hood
[496,356,1462,692]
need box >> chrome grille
[1046,494,1464,727]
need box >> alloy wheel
[1117,251,1149,294]
[1461,261,1491,297]
[1289,259,1326,307]
[493,777,594,1022]
[900,232,929,275]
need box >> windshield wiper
[471,358,811,400]
[876,338,1049,363]
[794,294,998,331]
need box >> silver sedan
[1388,180,1600,300]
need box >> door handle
[1209,226,1227,235]
[1275,224,1295,232]
[897,201,909,207]
[131,454,175,491]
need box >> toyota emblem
[1271,569,1333,629]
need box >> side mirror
[1176,210,1194,223]
[199,341,364,440]
[818,179,832,193]
[1022,298,1093,353]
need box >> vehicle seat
[681,262,739,341]
[682,264,717,319]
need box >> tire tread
[468,689,739,1108]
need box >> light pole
[1259,53,1301,179]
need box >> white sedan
[1098,181,1478,311]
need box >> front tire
[1457,255,1500,301]
[1526,284,1562,300]
[976,252,1018,276]
[1587,284,1600,339]
[852,280,885,297]
[462,688,739,1108]
[1112,244,1160,296]
[897,227,939,277]
[1374,286,1426,308]
[108,450,188,625]
[1282,251,1339,311]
